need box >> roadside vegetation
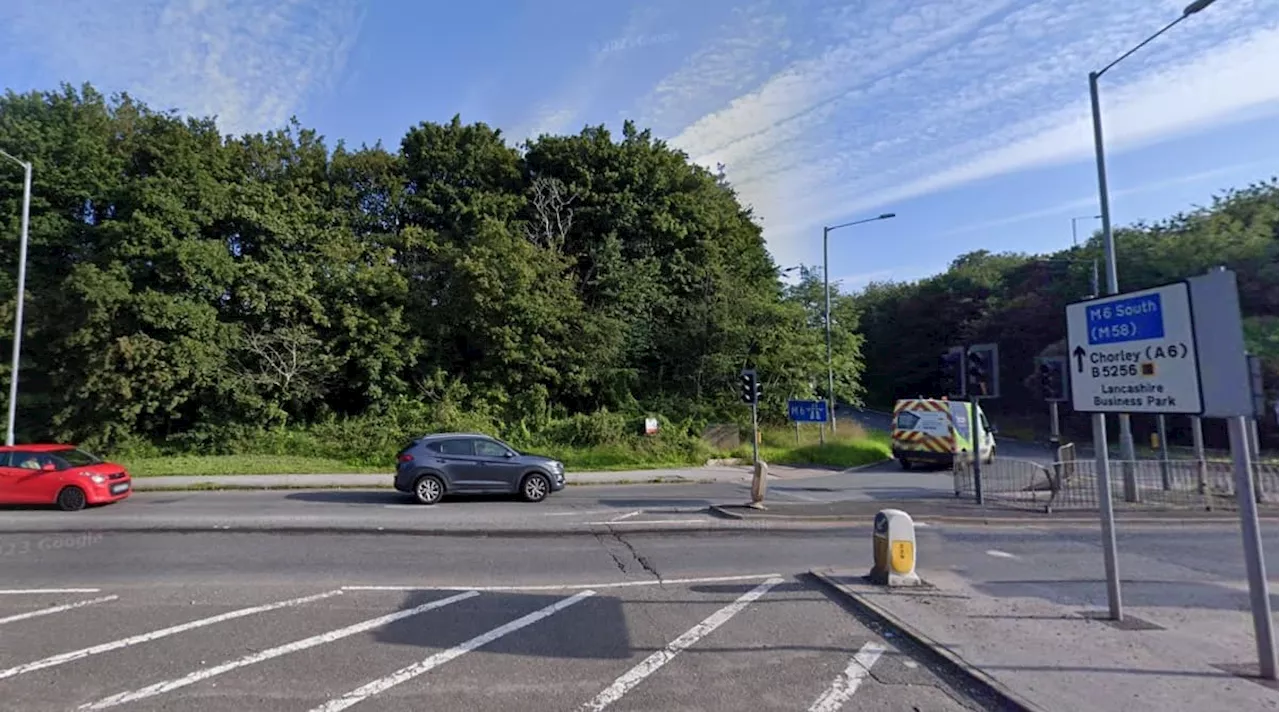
[112,405,891,476]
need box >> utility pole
[0,149,32,447]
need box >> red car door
[0,450,47,504]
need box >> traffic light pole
[1048,401,1061,447]
[965,345,985,506]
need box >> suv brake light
[397,453,413,463]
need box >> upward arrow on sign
[1073,345,1086,373]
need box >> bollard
[748,459,769,509]
[869,509,921,586]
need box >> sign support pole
[1228,415,1277,680]
[970,395,984,506]
[1092,412,1124,621]
[1157,414,1170,490]
[1191,416,1208,502]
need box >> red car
[0,444,132,510]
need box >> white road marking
[0,595,118,626]
[78,590,479,710]
[0,588,101,594]
[806,641,886,712]
[609,510,642,522]
[579,576,784,711]
[578,518,708,526]
[985,549,1019,559]
[0,589,342,681]
[342,573,784,593]
[309,590,595,712]
[542,509,616,517]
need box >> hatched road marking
[0,589,343,681]
[0,595,118,626]
[806,641,886,712]
[78,591,479,710]
[309,590,596,712]
[578,576,785,711]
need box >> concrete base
[868,568,922,587]
[746,501,768,510]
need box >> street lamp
[0,149,31,447]
[1070,214,1101,247]
[1085,0,1218,627]
[822,212,895,434]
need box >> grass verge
[117,420,891,477]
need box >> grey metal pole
[1191,416,1207,498]
[1092,411,1123,620]
[1089,71,1139,502]
[824,226,835,436]
[1248,417,1263,504]
[1090,259,1100,298]
[4,158,31,447]
[1157,414,1170,490]
[1049,401,1061,447]
[1227,415,1277,680]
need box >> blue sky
[1,0,1277,293]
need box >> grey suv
[393,433,566,504]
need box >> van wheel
[898,458,912,471]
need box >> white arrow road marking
[309,590,596,712]
[0,589,342,681]
[806,641,886,712]
[985,549,1019,559]
[0,595,118,626]
[579,575,785,711]
[78,590,479,710]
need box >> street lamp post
[1085,0,1222,629]
[1090,0,1218,496]
[822,212,895,436]
[0,149,31,447]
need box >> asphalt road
[1,514,1275,711]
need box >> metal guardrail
[953,453,1279,513]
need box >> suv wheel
[520,473,550,503]
[413,475,444,505]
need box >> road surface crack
[612,531,661,582]
[592,531,630,574]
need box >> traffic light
[940,347,964,398]
[965,344,999,399]
[1038,357,1067,402]
[740,369,758,405]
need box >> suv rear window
[437,439,473,456]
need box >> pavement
[814,568,1278,712]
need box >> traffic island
[812,567,1278,712]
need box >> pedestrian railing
[953,453,1279,513]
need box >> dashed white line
[806,641,886,712]
[0,588,102,595]
[610,510,642,522]
[578,519,708,526]
[542,509,616,517]
[0,595,118,626]
[0,589,342,681]
[309,590,595,712]
[78,590,479,710]
[985,549,1019,559]
[578,575,785,711]
[342,573,783,593]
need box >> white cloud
[0,0,365,136]
[642,0,1278,267]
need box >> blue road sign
[788,400,828,423]
[1085,292,1164,345]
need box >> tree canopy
[0,84,864,448]
[851,179,1279,442]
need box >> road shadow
[373,590,631,660]
[593,498,720,509]
[973,578,1279,612]
[285,491,525,505]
